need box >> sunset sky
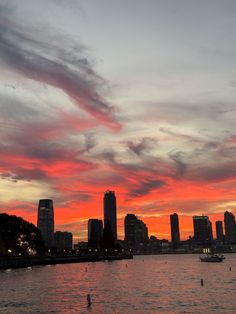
[1,0,236,242]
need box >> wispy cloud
[0,3,121,130]
[126,137,158,157]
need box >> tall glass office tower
[37,199,54,247]
[103,191,117,241]
[170,213,180,245]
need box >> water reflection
[0,254,236,313]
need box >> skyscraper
[88,219,103,248]
[104,191,117,241]
[170,213,180,245]
[193,215,213,245]
[37,199,54,247]
[224,211,236,244]
[215,220,224,242]
[124,214,148,250]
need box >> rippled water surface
[1,254,236,313]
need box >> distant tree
[101,222,115,250]
[0,213,44,256]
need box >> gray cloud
[126,137,158,156]
[95,129,236,193]
[168,150,187,179]
[129,178,166,197]
[1,169,48,182]
[160,127,201,143]
[78,133,97,154]
[129,100,236,139]
[0,4,121,130]
[188,163,236,182]
[166,135,236,182]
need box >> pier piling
[87,294,92,307]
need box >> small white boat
[199,253,225,263]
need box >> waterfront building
[193,215,213,245]
[88,219,103,248]
[37,199,54,247]
[170,213,180,245]
[224,211,236,244]
[54,231,73,252]
[74,241,88,254]
[124,214,148,251]
[104,191,117,241]
[148,235,161,254]
[215,221,224,242]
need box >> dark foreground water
[0,254,236,314]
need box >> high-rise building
[215,220,224,242]
[88,219,103,248]
[37,199,54,247]
[193,215,213,245]
[224,211,236,244]
[170,213,180,245]
[124,214,148,250]
[104,191,117,241]
[54,231,73,252]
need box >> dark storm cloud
[0,4,121,130]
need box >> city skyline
[2,191,236,252]
[1,0,236,242]
[30,195,236,243]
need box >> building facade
[124,214,148,252]
[215,220,224,242]
[54,231,73,252]
[170,213,180,245]
[88,219,103,248]
[103,191,117,241]
[37,199,54,247]
[224,211,236,244]
[193,215,213,245]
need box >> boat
[199,247,225,262]
[199,253,225,263]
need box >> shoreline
[1,251,235,270]
[0,254,133,270]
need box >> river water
[0,254,236,314]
